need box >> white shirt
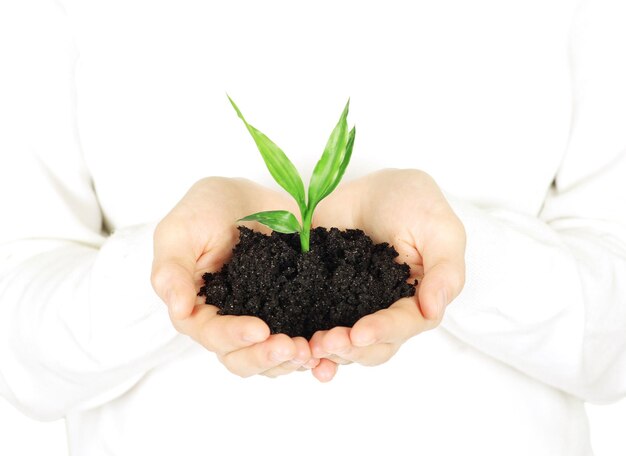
[1,1,625,455]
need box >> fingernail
[438,288,448,319]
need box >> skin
[151,177,316,378]
[308,169,466,381]
[150,169,466,381]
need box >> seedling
[201,98,414,338]
[229,96,355,252]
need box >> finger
[323,355,353,366]
[309,329,333,359]
[311,358,339,383]
[313,326,355,363]
[151,218,200,319]
[349,297,430,346]
[419,212,466,321]
[151,255,198,320]
[320,326,398,366]
[174,304,270,354]
[261,337,315,378]
[328,344,397,367]
[219,333,297,378]
[419,254,465,321]
[297,358,322,371]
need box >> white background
[1,1,624,455]
[1,397,625,455]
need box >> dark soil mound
[198,226,416,340]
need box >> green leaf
[238,210,302,234]
[307,99,352,211]
[228,96,306,211]
[335,126,355,187]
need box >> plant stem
[300,208,314,252]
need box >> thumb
[152,259,197,320]
[151,212,203,320]
[417,201,466,321]
[418,260,464,321]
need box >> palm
[152,177,317,379]
[309,169,466,381]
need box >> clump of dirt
[199,226,416,340]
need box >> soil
[198,226,417,340]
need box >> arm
[0,0,189,420]
[442,0,626,403]
[0,2,316,420]
[309,0,626,398]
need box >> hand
[309,169,466,381]
[151,177,319,378]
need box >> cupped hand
[151,177,319,378]
[309,169,466,381]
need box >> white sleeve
[442,0,626,403]
[0,0,190,421]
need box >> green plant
[229,96,355,252]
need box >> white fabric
[1,0,625,455]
